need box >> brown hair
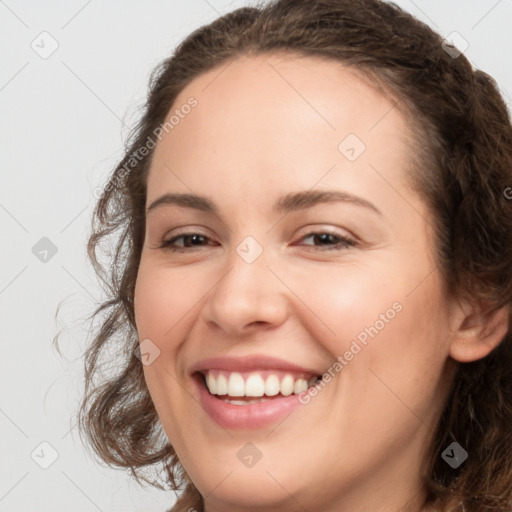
[76,1,512,510]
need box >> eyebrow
[146,190,382,216]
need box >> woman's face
[134,54,460,512]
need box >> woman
[80,0,512,510]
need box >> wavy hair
[75,1,512,510]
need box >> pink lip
[190,354,321,376]
[192,372,305,429]
[190,355,322,429]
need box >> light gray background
[1,1,511,511]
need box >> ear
[449,299,510,363]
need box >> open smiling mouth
[197,370,322,404]
[189,356,325,428]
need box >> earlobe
[449,301,510,363]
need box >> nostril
[247,321,268,328]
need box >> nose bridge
[203,234,289,334]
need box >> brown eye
[298,231,356,251]
[159,233,217,251]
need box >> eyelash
[157,231,357,252]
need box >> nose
[201,246,289,337]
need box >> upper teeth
[204,371,318,397]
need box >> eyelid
[295,224,355,239]
[162,225,214,240]
[159,225,353,242]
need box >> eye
[158,232,217,252]
[296,231,356,251]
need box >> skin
[133,53,509,512]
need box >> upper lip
[190,354,323,377]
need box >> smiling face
[133,53,461,512]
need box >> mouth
[198,369,322,405]
[190,354,325,428]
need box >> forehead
[147,52,416,211]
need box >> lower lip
[193,373,304,429]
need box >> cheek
[134,263,196,441]
[342,274,449,428]
[291,263,450,456]
[133,261,212,405]
[134,262,199,342]
[287,258,449,391]
[282,259,407,351]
